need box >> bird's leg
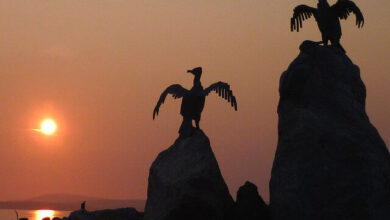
[195,120,200,129]
[322,36,329,46]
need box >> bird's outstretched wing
[203,81,237,111]
[153,84,189,119]
[332,0,364,28]
[291,5,317,32]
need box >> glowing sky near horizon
[0,0,389,202]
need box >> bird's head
[318,0,329,7]
[187,67,202,80]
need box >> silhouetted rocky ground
[270,41,390,220]
[65,208,142,220]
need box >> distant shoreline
[0,199,145,212]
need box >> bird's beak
[187,70,192,73]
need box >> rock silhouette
[68,207,142,220]
[235,181,270,220]
[291,0,364,53]
[153,67,237,138]
[269,41,390,220]
[144,129,234,220]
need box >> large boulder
[235,181,269,220]
[68,208,141,220]
[144,130,234,220]
[269,41,390,220]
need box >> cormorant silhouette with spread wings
[153,67,237,138]
[291,0,364,52]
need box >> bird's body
[153,67,237,138]
[291,0,364,52]
[316,2,341,44]
[180,81,204,123]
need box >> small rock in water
[235,181,270,220]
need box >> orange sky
[0,0,389,202]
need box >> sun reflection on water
[35,210,54,220]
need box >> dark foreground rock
[68,207,142,220]
[144,129,234,220]
[270,41,390,220]
[235,181,270,220]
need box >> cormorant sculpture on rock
[291,0,364,52]
[153,67,237,137]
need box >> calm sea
[0,209,71,220]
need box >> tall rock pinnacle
[270,41,390,220]
[144,130,234,220]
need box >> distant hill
[26,194,114,203]
[0,194,145,211]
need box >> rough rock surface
[144,129,234,220]
[235,181,269,220]
[68,208,141,220]
[270,41,390,220]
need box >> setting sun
[35,210,54,220]
[40,119,57,135]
